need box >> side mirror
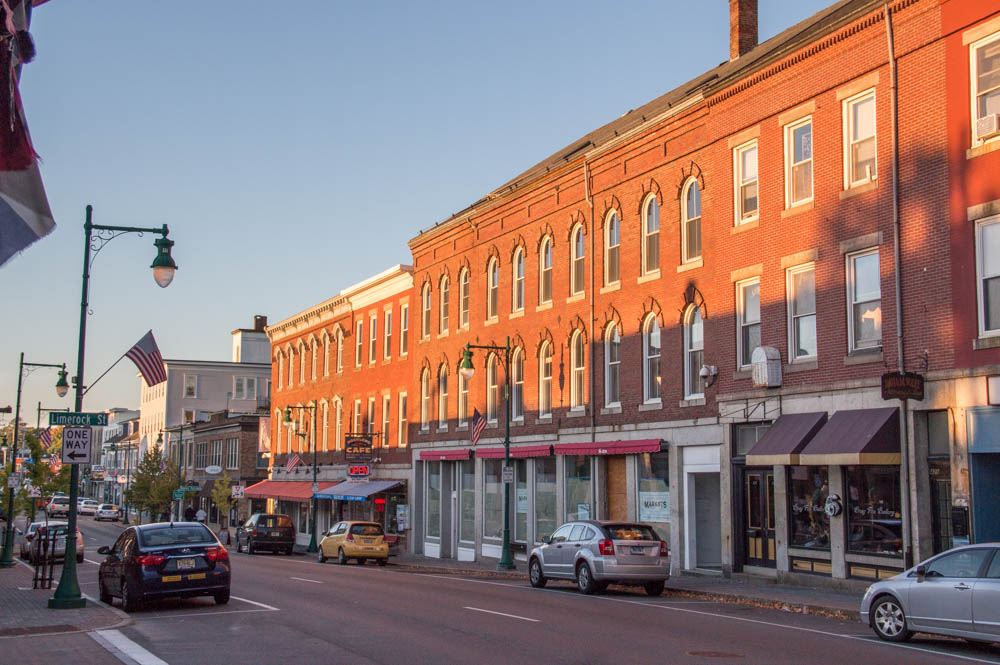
[915,564,926,580]
[542,536,551,545]
[97,546,110,555]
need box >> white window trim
[459,269,470,327]
[641,194,660,275]
[643,316,661,404]
[684,306,705,400]
[183,374,198,399]
[570,331,586,410]
[682,178,702,263]
[398,393,408,447]
[511,349,524,421]
[784,116,813,208]
[604,211,620,286]
[353,399,362,434]
[384,311,393,360]
[336,330,344,373]
[277,354,284,390]
[736,277,761,369]
[323,334,330,377]
[334,399,343,451]
[539,238,553,304]
[539,342,553,417]
[421,285,432,339]
[571,225,585,296]
[786,263,818,361]
[310,340,318,381]
[486,355,499,423]
[355,321,363,367]
[458,373,469,427]
[843,89,878,188]
[487,258,499,320]
[298,342,306,384]
[846,247,883,352]
[734,140,759,225]
[604,324,621,408]
[971,32,1000,147]
[439,276,450,334]
[381,395,391,447]
[400,304,409,356]
[420,370,430,431]
[321,402,329,451]
[367,397,375,434]
[512,248,525,312]
[977,215,1000,337]
[438,366,448,428]
[369,314,377,364]
[225,438,239,470]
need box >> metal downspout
[585,161,596,445]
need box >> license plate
[161,575,182,582]
[630,546,645,554]
[363,546,376,551]
[177,558,196,569]
[272,531,282,537]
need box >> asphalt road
[24,517,1000,665]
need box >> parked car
[318,521,389,565]
[46,496,71,517]
[861,543,1000,643]
[528,520,670,596]
[17,521,49,559]
[235,513,295,555]
[29,522,84,564]
[95,504,120,521]
[78,500,100,516]
[97,522,231,611]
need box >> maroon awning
[745,412,827,466]
[476,445,553,459]
[553,439,661,456]
[418,449,472,461]
[798,407,900,465]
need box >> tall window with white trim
[310,339,318,380]
[605,212,620,284]
[487,259,499,319]
[539,342,552,417]
[605,324,620,407]
[511,349,524,421]
[382,395,391,448]
[368,317,377,365]
[487,354,499,423]
[367,397,375,434]
[971,32,1000,146]
[978,216,1000,336]
[643,316,661,402]
[460,269,470,327]
[458,372,469,427]
[334,400,342,450]
[384,311,393,359]
[353,399,361,434]
[355,321,363,367]
[323,334,330,377]
[277,353,284,390]
[737,279,761,368]
[683,179,702,263]
[420,369,430,430]
[336,330,344,373]
[539,238,553,304]
[321,402,329,451]
[298,343,305,383]
[400,304,409,355]
[787,265,817,360]
[571,225,585,295]
[513,248,525,311]
[735,141,759,223]
[785,117,813,206]
[438,365,448,428]
[571,331,585,409]
[844,90,877,186]
[440,276,450,333]
[684,306,704,399]
[643,196,660,274]
[398,393,408,446]
[847,248,882,351]
[421,284,431,339]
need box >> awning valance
[418,449,473,461]
[243,480,337,502]
[798,407,900,465]
[316,480,403,502]
[553,439,662,456]
[476,445,553,459]
[745,412,827,466]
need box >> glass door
[514,459,528,544]
[743,469,776,568]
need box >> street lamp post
[122,443,133,526]
[282,405,318,552]
[50,204,177,610]
[1,353,68,568]
[459,338,515,571]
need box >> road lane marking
[464,606,539,622]
[91,629,169,665]
[231,595,279,611]
[134,608,275,620]
[84,558,101,565]
[290,576,323,584]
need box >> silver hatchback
[860,543,1000,643]
[528,520,670,596]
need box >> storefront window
[483,459,502,540]
[426,461,441,539]
[565,455,593,521]
[535,457,556,542]
[637,452,670,523]
[459,460,475,543]
[515,459,528,542]
[846,465,902,556]
[789,466,829,550]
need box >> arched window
[643,195,660,274]
[277,352,284,390]
[605,211,620,285]
[334,399,343,450]
[571,331,586,409]
[487,258,499,319]
[286,411,294,454]
[459,268,470,327]
[511,348,524,420]
[323,334,330,377]
[274,409,283,454]
[487,354,499,422]
[440,276,450,333]
[539,342,553,417]
[513,248,525,311]
[420,369,430,430]
[321,401,329,451]
[335,329,344,373]
[684,306,705,399]
[421,284,432,339]
[287,347,295,386]
[310,339,318,381]
[643,316,661,402]
[298,343,306,384]
[438,365,448,428]
[458,371,469,427]
[539,237,553,304]
[605,324,620,407]
[571,225,585,295]
[683,179,702,263]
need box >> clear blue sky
[1,0,833,423]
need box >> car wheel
[576,562,597,595]
[121,579,141,613]
[377,558,387,567]
[77,554,84,564]
[644,581,665,597]
[317,548,327,564]
[871,596,912,642]
[529,558,547,588]
[338,548,347,565]
[214,589,230,605]
[99,581,112,605]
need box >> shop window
[534,457,557,543]
[637,452,669,523]
[733,422,770,457]
[565,455,593,521]
[515,459,528,542]
[426,461,441,540]
[459,459,475,544]
[483,459,503,540]
[789,466,830,550]
[846,465,902,556]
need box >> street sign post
[61,428,92,464]
[49,412,108,427]
[231,485,244,499]
[6,473,19,489]
[502,466,514,484]
[172,489,185,500]
[181,485,200,492]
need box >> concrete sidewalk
[384,551,863,621]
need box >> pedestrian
[184,504,195,521]
[196,507,206,523]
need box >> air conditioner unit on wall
[977,113,1000,141]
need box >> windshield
[139,525,215,547]
[51,498,69,505]
[605,524,659,541]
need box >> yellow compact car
[318,521,389,566]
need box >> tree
[14,431,70,518]
[210,471,235,529]
[124,448,184,523]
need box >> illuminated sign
[344,434,373,463]
[347,465,371,477]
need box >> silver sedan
[860,543,1000,642]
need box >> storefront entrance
[743,469,775,569]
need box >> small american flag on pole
[125,330,167,387]
[471,408,487,446]
[38,427,51,446]
[285,453,302,473]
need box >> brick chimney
[730,0,758,61]
[254,315,268,332]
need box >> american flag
[471,408,487,446]
[38,427,51,446]
[125,330,167,387]
[285,453,302,473]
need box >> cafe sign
[344,434,373,463]
[881,371,924,401]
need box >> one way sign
[62,427,92,465]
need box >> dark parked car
[97,522,231,611]
[236,513,296,555]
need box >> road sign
[6,473,20,488]
[173,489,185,500]
[28,486,42,498]
[347,464,370,478]
[502,466,514,484]
[231,485,244,499]
[181,485,200,491]
[61,427,92,464]
[49,411,108,427]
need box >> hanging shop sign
[881,371,924,401]
[345,434,373,463]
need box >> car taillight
[251,529,258,537]
[205,547,228,562]
[137,554,165,567]
[659,540,669,557]
[598,539,615,555]
[345,534,354,541]
[25,534,33,541]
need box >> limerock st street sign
[49,412,108,427]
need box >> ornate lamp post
[459,338,515,571]
[50,205,177,610]
[122,442,133,526]
[1,354,68,568]
[283,405,318,552]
